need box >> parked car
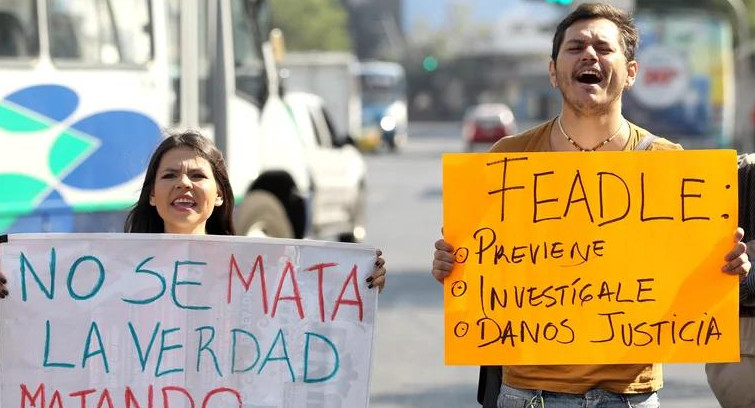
[462,103,518,151]
[284,92,367,242]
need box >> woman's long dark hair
[124,131,236,235]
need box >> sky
[401,0,566,54]
[402,0,565,34]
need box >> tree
[271,0,352,51]
[744,0,755,34]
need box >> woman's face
[150,147,223,235]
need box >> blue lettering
[171,261,210,310]
[43,320,74,368]
[231,329,260,373]
[20,249,56,301]
[257,329,295,382]
[67,256,105,300]
[122,257,166,305]
[82,321,109,373]
[196,326,222,377]
[128,321,160,372]
[303,332,340,383]
[155,327,184,377]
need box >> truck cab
[284,92,366,242]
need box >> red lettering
[331,264,364,321]
[96,389,115,408]
[19,384,236,408]
[161,386,195,408]
[20,383,45,408]
[69,389,96,408]
[227,254,268,313]
[271,262,304,319]
[305,263,338,322]
[48,391,64,408]
[645,68,677,85]
[201,387,242,408]
[125,386,153,408]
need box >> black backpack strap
[477,366,502,407]
[634,134,658,151]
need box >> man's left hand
[723,228,751,281]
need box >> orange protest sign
[442,150,740,365]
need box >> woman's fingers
[367,249,387,293]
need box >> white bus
[358,61,408,151]
[0,0,363,240]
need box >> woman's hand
[367,249,386,293]
[432,238,455,283]
[0,272,8,299]
[723,228,751,281]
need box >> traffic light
[422,56,438,72]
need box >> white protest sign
[0,233,378,408]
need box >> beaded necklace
[557,116,626,152]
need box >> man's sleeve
[743,271,755,303]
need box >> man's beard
[555,70,623,117]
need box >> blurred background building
[270,0,755,149]
[335,0,755,149]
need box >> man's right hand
[432,239,455,283]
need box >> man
[431,3,751,408]
[704,154,755,408]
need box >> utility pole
[722,0,753,151]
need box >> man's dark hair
[551,2,639,62]
[124,130,236,235]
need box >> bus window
[0,0,39,58]
[361,74,402,106]
[48,0,117,62]
[47,0,151,66]
[109,0,152,64]
[231,0,265,104]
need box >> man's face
[549,18,637,116]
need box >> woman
[124,130,237,236]
[0,130,386,296]
[126,129,386,289]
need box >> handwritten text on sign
[442,150,739,365]
[0,234,377,408]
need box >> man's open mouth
[576,69,603,84]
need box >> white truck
[0,0,362,241]
[280,51,362,145]
[284,92,367,242]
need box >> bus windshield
[361,73,403,106]
[359,62,406,107]
[0,0,39,58]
